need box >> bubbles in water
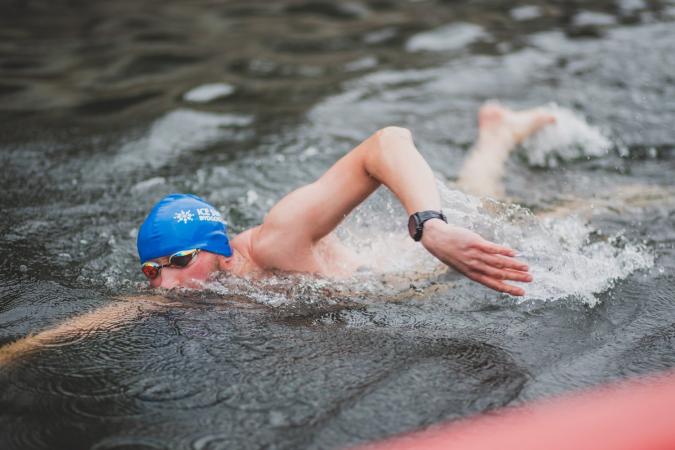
[519,104,613,168]
[200,273,329,307]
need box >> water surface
[1,1,674,449]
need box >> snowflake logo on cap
[174,209,194,224]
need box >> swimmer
[0,103,555,366]
[137,103,555,297]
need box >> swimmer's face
[147,250,223,289]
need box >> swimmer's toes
[536,110,557,127]
[478,102,506,128]
[477,103,556,145]
[512,108,557,143]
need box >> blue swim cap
[137,193,233,263]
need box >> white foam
[573,11,617,26]
[344,56,378,72]
[201,273,350,309]
[511,6,542,21]
[520,104,613,168]
[436,186,653,305]
[332,181,653,306]
[183,83,235,103]
[406,23,488,52]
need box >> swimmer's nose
[158,279,180,289]
[156,269,181,289]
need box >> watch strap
[410,210,447,241]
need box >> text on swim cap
[196,207,225,223]
[173,207,226,224]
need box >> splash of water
[198,273,370,323]
[519,104,613,168]
[333,184,653,307]
[187,180,653,309]
[438,185,653,305]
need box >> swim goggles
[141,249,201,280]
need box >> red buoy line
[354,371,675,450]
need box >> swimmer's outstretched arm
[0,297,168,367]
[253,126,532,295]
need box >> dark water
[1,0,675,449]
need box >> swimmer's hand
[421,219,531,296]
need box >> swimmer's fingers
[476,241,516,257]
[477,253,529,272]
[470,261,532,283]
[466,272,525,296]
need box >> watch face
[408,214,419,239]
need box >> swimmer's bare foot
[457,103,556,198]
[478,102,556,146]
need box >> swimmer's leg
[537,183,675,220]
[457,103,555,198]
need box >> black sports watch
[408,210,447,241]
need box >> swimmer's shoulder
[231,226,278,274]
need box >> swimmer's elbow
[375,126,413,143]
[371,126,415,161]
[362,126,418,179]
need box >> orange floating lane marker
[353,371,675,450]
